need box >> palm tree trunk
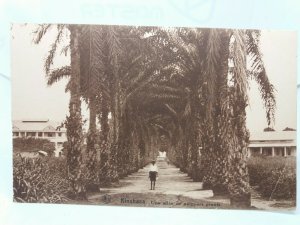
[189,92,200,181]
[100,94,109,143]
[66,25,85,199]
[86,95,99,188]
[202,30,230,195]
[98,93,110,186]
[227,31,251,208]
[109,81,121,182]
[209,31,231,196]
[228,89,251,208]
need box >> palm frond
[33,24,52,44]
[246,30,276,126]
[65,80,71,93]
[146,93,181,100]
[232,30,248,98]
[44,25,66,75]
[80,25,104,97]
[164,104,179,117]
[107,26,122,72]
[183,100,192,118]
[203,29,222,117]
[47,66,71,86]
[125,70,159,100]
[60,44,70,56]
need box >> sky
[247,30,297,132]
[11,24,297,133]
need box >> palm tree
[44,25,109,188]
[199,29,276,207]
[200,29,232,195]
[65,25,86,198]
[226,29,276,207]
[79,25,106,188]
[34,24,85,198]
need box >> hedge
[247,156,296,200]
[13,137,56,156]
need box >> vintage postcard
[11,23,297,210]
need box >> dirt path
[86,157,295,210]
[87,157,231,209]
[95,158,213,198]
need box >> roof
[249,142,296,148]
[250,131,296,142]
[21,119,49,122]
[13,120,66,132]
[249,131,296,147]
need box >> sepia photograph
[11,23,297,210]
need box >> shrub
[247,156,296,200]
[13,137,55,156]
[13,156,71,203]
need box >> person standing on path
[149,160,158,190]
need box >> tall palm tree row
[34,24,275,207]
[157,28,275,207]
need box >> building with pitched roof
[12,119,67,156]
[248,131,296,157]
